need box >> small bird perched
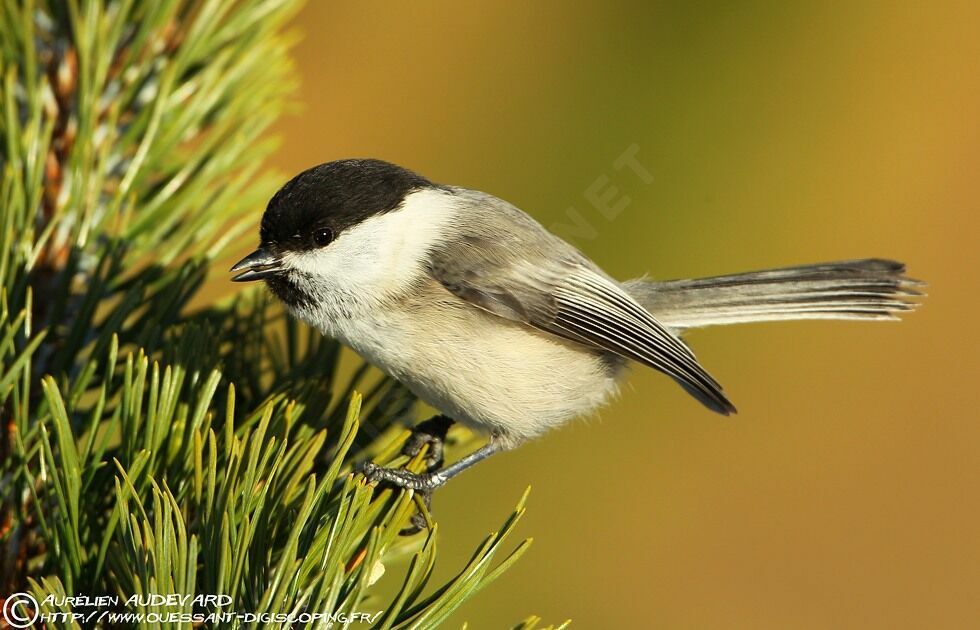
[231,158,922,528]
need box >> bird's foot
[359,415,455,535]
[359,462,446,535]
[359,461,447,492]
[401,414,453,472]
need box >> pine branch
[0,1,555,627]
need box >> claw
[399,491,433,536]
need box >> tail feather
[625,259,924,330]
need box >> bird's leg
[361,414,454,535]
[361,440,502,492]
[359,423,503,534]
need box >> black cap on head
[259,159,437,252]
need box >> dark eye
[313,227,333,246]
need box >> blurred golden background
[256,2,978,627]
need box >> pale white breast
[315,289,624,448]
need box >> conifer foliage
[0,2,556,627]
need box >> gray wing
[428,189,736,415]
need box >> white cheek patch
[284,188,458,308]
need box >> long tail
[625,259,923,330]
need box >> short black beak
[230,248,283,282]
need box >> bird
[231,158,922,529]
